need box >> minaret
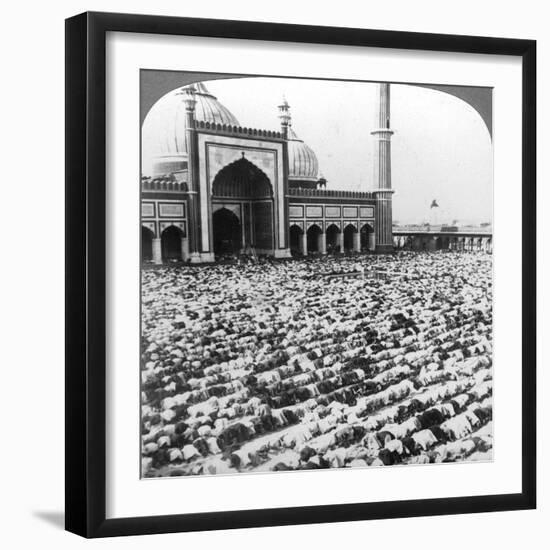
[371,83,395,253]
[277,96,292,257]
[278,97,291,139]
[178,84,201,263]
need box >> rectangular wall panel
[141,203,155,217]
[326,206,341,217]
[289,205,304,218]
[343,206,358,218]
[306,206,323,217]
[159,203,184,217]
[360,206,374,218]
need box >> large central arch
[212,157,273,198]
[211,157,275,255]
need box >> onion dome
[278,97,319,184]
[143,82,240,177]
[287,125,319,182]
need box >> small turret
[277,96,291,139]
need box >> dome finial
[285,107,319,186]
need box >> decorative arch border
[360,221,374,231]
[141,75,493,141]
[289,221,304,232]
[211,203,241,219]
[159,221,186,236]
[306,221,323,232]
[211,156,273,199]
[142,222,156,237]
[410,84,492,139]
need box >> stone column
[300,231,307,256]
[318,231,327,255]
[181,237,189,262]
[371,83,395,253]
[368,231,376,251]
[336,231,343,253]
[181,86,202,263]
[152,238,162,265]
[353,231,361,252]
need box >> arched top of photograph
[140,71,493,480]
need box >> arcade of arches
[142,225,187,264]
[141,223,492,263]
[394,234,493,253]
[288,222,375,256]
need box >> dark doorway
[161,226,182,262]
[343,224,356,252]
[289,225,303,255]
[307,225,322,254]
[142,226,154,263]
[360,224,373,251]
[252,202,273,252]
[326,224,340,253]
[213,208,241,256]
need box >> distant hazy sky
[142,77,492,225]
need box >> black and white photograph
[0,0,541,544]
[140,72,494,478]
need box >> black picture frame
[65,11,536,538]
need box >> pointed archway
[360,223,374,251]
[307,224,322,254]
[326,224,340,253]
[212,157,273,198]
[289,224,304,255]
[161,226,183,262]
[212,157,274,254]
[343,224,356,252]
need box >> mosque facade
[141,82,394,264]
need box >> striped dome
[287,126,319,182]
[143,83,240,176]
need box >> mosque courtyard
[141,251,493,477]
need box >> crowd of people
[141,251,493,477]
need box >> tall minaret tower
[371,83,395,253]
[277,96,293,256]
[179,84,202,263]
[278,96,291,139]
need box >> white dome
[287,126,319,181]
[143,83,240,176]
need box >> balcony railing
[287,188,375,199]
